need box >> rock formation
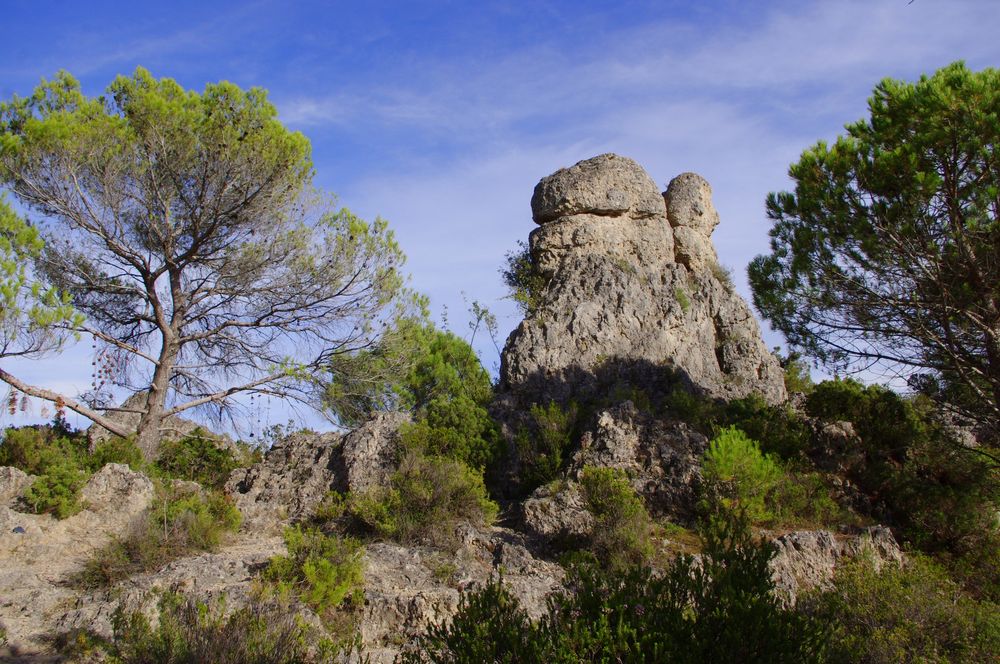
[499,153,786,407]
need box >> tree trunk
[136,340,179,460]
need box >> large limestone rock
[226,411,408,530]
[499,153,786,408]
[0,466,34,509]
[769,526,903,605]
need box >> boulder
[0,466,34,509]
[226,412,408,531]
[499,154,786,414]
[569,402,708,518]
[769,526,903,605]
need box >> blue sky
[2,0,999,432]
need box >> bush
[803,555,1000,663]
[398,576,541,664]
[264,526,364,614]
[500,239,547,316]
[578,466,652,570]
[109,592,342,664]
[349,450,497,549]
[400,394,501,472]
[515,401,580,491]
[405,510,829,663]
[154,429,240,489]
[79,487,241,588]
[0,425,143,518]
[701,426,782,523]
[805,379,999,554]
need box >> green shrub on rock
[349,449,497,549]
[515,401,580,491]
[264,526,364,614]
[701,426,782,523]
[109,591,341,664]
[578,466,653,570]
[803,554,1000,663]
[154,429,240,490]
[405,509,829,663]
[79,486,241,588]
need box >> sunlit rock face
[499,153,787,408]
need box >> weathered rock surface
[0,466,34,508]
[570,401,708,518]
[363,525,564,663]
[522,481,594,542]
[0,464,154,655]
[499,153,786,409]
[769,526,903,605]
[226,412,408,531]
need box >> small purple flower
[634,603,645,616]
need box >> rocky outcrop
[363,526,564,663]
[0,466,34,509]
[570,401,708,518]
[0,464,154,654]
[769,526,903,605]
[226,412,408,531]
[499,154,786,408]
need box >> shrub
[79,487,241,588]
[701,426,782,523]
[406,510,829,663]
[515,401,579,491]
[500,239,547,316]
[674,286,691,313]
[109,592,342,664]
[22,455,88,518]
[399,394,502,471]
[805,379,999,554]
[349,450,497,548]
[578,466,652,570]
[803,555,1000,663]
[154,429,240,489]
[0,425,144,518]
[264,526,364,614]
[88,435,144,472]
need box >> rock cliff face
[500,153,786,407]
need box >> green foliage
[264,526,364,614]
[500,239,547,316]
[0,195,80,359]
[79,487,241,588]
[515,401,580,491]
[702,426,782,523]
[709,261,734,292]
[803,555,1000,664]
[23,456,87,518]
[108,592,342,664]
[328,320,502,471]
[673,286,691,313]
[777,350,814,395]
[578,466,653,570]
[1,69,409,456]
[805,379,999,553]
[405,510,829,663]
[396,323,501,470]
[349,450,497,549]
[749,61,1000,429]
[0,424,141,517]
[154,429,240,489]
[399,577,542,664]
